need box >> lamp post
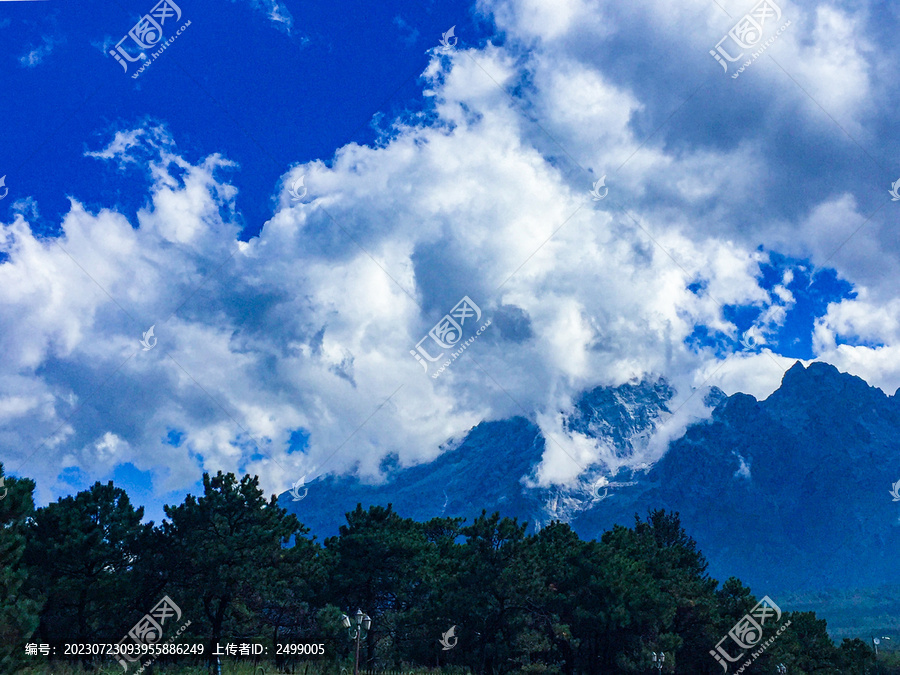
[872,636,890,674]
[651,652,665,673]
[342,609,372,675]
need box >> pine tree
[24,480,152,648]
[0,463,42,671]
[161,471,305,669]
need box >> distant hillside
[283,362,900,601]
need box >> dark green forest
[0,464,892,674]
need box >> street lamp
[873,636,890,675]
[651,652,665,673]
[341,609,372,675]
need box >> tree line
[0,465,888,674]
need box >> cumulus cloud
[2,0,899,506]
[782,4,874,128]
[810,289,900,394]
[0,86,763,504]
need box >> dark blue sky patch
[684,323,733,360]
[111,462,157,519]
[287,428,310,455]
[165,428,184,446]
[688,251,857,359]
[57,465,88,491]
[687,279,707,295]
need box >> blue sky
[2,0,900,521]
[3,0,482,239]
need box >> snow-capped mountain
[282,361,900,594]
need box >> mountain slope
[282,362,900,594]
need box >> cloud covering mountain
[284,362,900,594]
[2,0,900,514]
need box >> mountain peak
[779,359,844,387]
[767,360,881,410]
[564,377,674,458]
[285,362,900,593]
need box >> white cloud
[809,289,900,394]
[3,0,899,508]
[0,95,771,504]
[783,5,874,129]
